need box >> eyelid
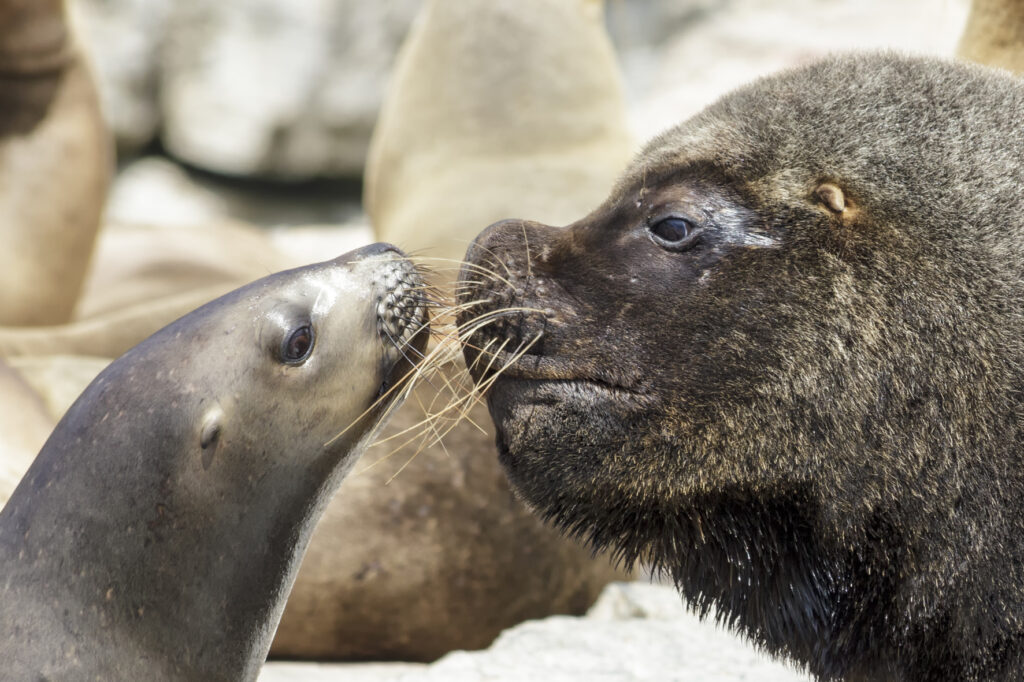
[647,208,706,229]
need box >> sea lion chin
[459,53,1024,680]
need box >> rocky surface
[259,582,811,682]
[106,156,364,229]
[73,0,421,177]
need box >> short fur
[0,244,428,681]
[458,53,1024,681]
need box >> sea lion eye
[648,217,698,251]
[281,324,315,365]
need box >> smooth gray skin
[0,243,428,681]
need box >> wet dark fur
[458,54,1024,681]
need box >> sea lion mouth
[376,259,429,349]
[469,345,644,401]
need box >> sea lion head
[458,53,1024,675]
[182,243,431,480]
[38,242,431,526]
[144,242,430,491]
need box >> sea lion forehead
[630,54,994,179]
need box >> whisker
[521,220,533,279]
[410,257,516,290]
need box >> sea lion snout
[462,219,564,279]
[458,219,581,384]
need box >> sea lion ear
[199,406,224,468]
[815,182,847,214]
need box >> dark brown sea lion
[458,53,1024,681]
[0,244,429,681]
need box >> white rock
[106,155,367,230]
[622,0,971,143]
[586,580,689,621]
[259,662,425,682]
[260,582,811,682]
[160,0,421,179]
[106,157,231,228]
[70,0,170,153]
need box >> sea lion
[0,0,111,326]
[0,243,429,681]
[365,0,633,271]
[958,0,1024,74]
[458,53,1024,680]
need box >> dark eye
[281,324,315,365]
[648,217,698,250]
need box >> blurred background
[69,0,969,236]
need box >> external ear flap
[816,182,847,214]
[200,406,223,469]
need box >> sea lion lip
[495,376,640,401]
[477,350,644,399]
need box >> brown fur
[459,53,1024,680]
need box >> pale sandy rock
[107,156,366,229]
[105,156,232,228]
[260,583,811,682]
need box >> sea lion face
[195,243,430,483]
[85,242,430,504]
[459,176,797,539]
[458,53,1024,574]
[207,244,428,466]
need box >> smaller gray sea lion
[0,243,429,681]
